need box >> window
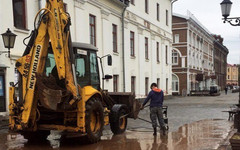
[172,51,178,65]
[165,45,168,64]
[112,24,117,52]
[130,31,135,56]
[145,0,149,14]
[113,75,119,92]
[75,50,89,88]
[166,78,168,94]
[157,3,160,21]
[172,74,179,92]
[228,75,230,79]
[90,52,100,90]
[13,0,26,29]
[145,77,149,96]
[89,14,96,46]
[157,78,160,88]
[130,0,135,5]
[145,37,149,59]
[174,34,179,43]
[131,76,136,93]
[156,42,160,62]
[228,68,230,72]
[166,10,168,26]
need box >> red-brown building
[212,35,228,90]
[172,13,215,95]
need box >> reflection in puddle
[2,119,232,150]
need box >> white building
[0,0,173,115]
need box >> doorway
[0,71,6,112]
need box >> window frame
[130,31,135,56]
[12,0,27,30]
[157,78,160,88]
[145,77,149,96]
[172,51,178,65]
[89,14,96,46]
[165,45,168,64]
[156,42,160,63]
[166,10,169,26]
[131,76,136,93]
[145,37,149,60]
[157,3,160,21]
[174,34,179,43]
[145,0,149,14]
[113,75,119,92]
[112,24,118,52]
[172,75,179,92]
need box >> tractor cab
[72,42,101,90]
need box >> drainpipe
[122,5,128,92]
[38,0,42,11]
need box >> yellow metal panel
[77,86,102,133]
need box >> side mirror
[107,55,112,66]
[104,75,112,80]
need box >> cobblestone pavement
[0,91,238,150]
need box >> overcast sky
[173,0,240,65]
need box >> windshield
[75,49,90,87]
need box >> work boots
[162,126,167,135]
[153,128,157,136]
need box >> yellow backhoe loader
[9,0,140,143]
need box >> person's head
[150,83,157,89]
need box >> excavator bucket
[108,92,141,119]
[36,74,71,111]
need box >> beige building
[226,64,239,87]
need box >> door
[0,73,6,112]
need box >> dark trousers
[150,106,165,129]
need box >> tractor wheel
[85,97,104,143]
[21,130,50,142]
[110,104,128,134]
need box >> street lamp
[1,28,17,58]
[220,0,240,26]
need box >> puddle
[0,119,233,150]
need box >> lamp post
[1,28,17,58]
[220,0,240,26]
[220,0,240,104]
[220,0,240,133]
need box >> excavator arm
[10,0,80,129]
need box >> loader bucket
[36,74,71,111]
[108,92,141,119]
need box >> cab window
[75,49,90,87]
[45,53,56,76]
[90,52,100,89]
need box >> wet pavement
[0,92,238,150]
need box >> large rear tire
[110,104,128,134]
[85,97,104,143]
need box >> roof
[72,42,98,51]
[173,11,213,39]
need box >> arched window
[172,74,179,92]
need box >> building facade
[212,35,228,90]
[0,0,173,114]
[226,64,239,87]
[172,12,215,95]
